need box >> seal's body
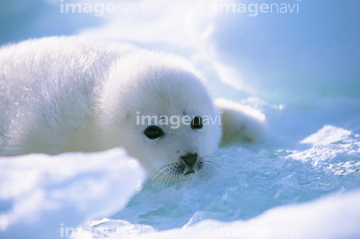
[0,37,266,180]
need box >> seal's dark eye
[144,126,164,139]
[191,116,203,129]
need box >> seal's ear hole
[144,126,164,139]
[191,116,203,129]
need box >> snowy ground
[1,0,360,238]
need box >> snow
[1,0,360,238]
[300,125,353,145]
[0,148,146,239]
[137,190,360,239]
[78,0,360,105]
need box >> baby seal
[0,37,266,183]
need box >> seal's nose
[180,153,198,169]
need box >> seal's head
[99,51,221,183]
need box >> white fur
[215,98,267,146]
[0,36,265,177]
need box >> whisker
[149,170,163,183]
[146,153,219,188]
[197,155,219,180]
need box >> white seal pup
[0,36,266,182]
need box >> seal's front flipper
[214,98,267,147]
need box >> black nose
[180,153,198,168]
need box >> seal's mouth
[179,159,204,176]
[148,158,217,186]
[184,168,195,175]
